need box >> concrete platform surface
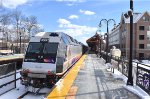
[67,54,140,99]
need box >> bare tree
[0,8,44,52]
[31,25,44,35]
[0,11,11,49]
[23,15,38,38]
[12,9,23,47]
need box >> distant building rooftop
[123,11,149,23]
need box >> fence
[136,63,150,94]
[100,51,150,95]
[0,62,20,96]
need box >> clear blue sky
[2,0,150,44]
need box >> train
[20,32,88,88]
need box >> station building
[86,33,106,53]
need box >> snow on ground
[0,74,15,85]
[0,80,46,99]
[0,73,51,99]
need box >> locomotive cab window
[27,42,43,53]
[25,42,58,63]
[43,43,58,54]
[43,43,58,63]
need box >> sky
[1,0,150,44]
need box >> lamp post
[99,35,104,58]
[96,30,104,58]
[100,35,102,58]
[126,0,133,86]
[96,30,101,57]
[99,19,116,63]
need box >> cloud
[79,9,95,15]
[78,36,89,45]
[56,18,97,38]
[2,0,28,9]
[57,18,71,28]
[36,24,44,29]
[56,0,85,2]
[56,0,86,6]
[68,15,79,19]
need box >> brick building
[109,11,150,59]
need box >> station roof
[86,33,105,47]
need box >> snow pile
[141,60,150,66]
[105,63,113,68]
[124,85,150,99]
[105,63,113,72]
[111,68,150,99]
[112,69,127,83]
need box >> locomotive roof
[30,32,80,45]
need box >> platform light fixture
[124,9,133,18]
[99,19,116,63]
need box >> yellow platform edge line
[47,54,87,99]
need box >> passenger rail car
[20,32,84,88]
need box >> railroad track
[17,91,30,99]
[17,87,50,99]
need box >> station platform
[0,54,23,60]
[47,53,140,99]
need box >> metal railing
[136,63,150,94]
[100,51,150,95]
[0,62,20,96]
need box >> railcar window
[69,36,75,42]
[62,36,69,44]
[75,39,78,44]
[43,43,58,54]
[27,43,43,53]
[62,34,69,44]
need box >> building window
[143,16,149,22]
[139,26,145,31]
[139,44,144,49]
[147,44,150,49]
[147,31,150,40]
[139,53,144,59]
[143,16,145,20]
[139,35,145,40]
[147,26,150,31]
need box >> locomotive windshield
[27,42,43,53]
[24,42,58,63]
[43,43,58,54]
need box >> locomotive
[20,32,87,88]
